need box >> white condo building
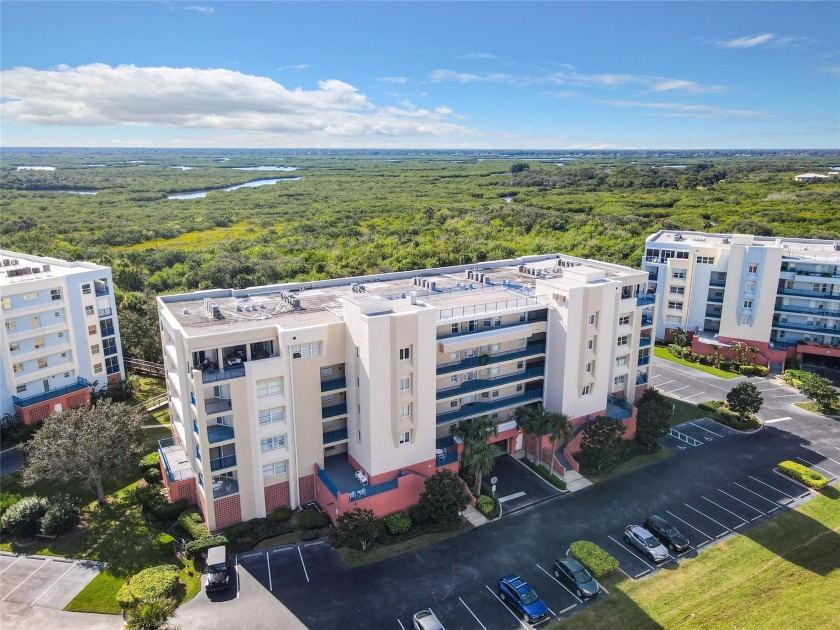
[156,254,653,531]
[0,250,124,424]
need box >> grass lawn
[653,347,739,379]
[549,485,840,630]
[253,531,302,549]
[583,448,671,484]
[794,401,840,417]
[666,396,712,426]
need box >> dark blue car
[498,574,549,624]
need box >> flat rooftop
[647,231,840,262]
[0,250,108,288]
[160,254,647,335]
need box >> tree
[672,328,689,348]
[579,416,626,474]
[21,399,145,504]
[510,162,530,174]
[417,469,469,526]
[124,596,178,630]
[335,508,382,551]
[726,382,763,420]
[799,375,840,414]
[635,388,672,452]
[515,405,549,463]
[463,440,497,497]
[450,417,497,446]
[545,411,572,477]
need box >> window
[618,315,630,326]
[399,347,411,361]
[320,366,333,377]
[16,385,27,394]
[516,338,526,348]
[667,301,683,310]
[666,315,681,325]
[321,394,334,403]
[5,320,16,331]
[587,339,594,350]
[748,264,758,274]
[257,378,283,397]
[519,313,526,323]
[464,348,476,358]
[492,390,499,398]
[450,375,459,384]
[399,431,410,444]
[616,355,628,367]
[50,289,61,301]
[589,314,597,325]
[515,384,524,392]
[1,297,10,310]
[34,337,45,349]
[105,356,118,372]
[741,316,752,325]
[450,400,458,407]
[292,342,321,358]
[259,407,286,424]
[617,336,629,346]
[400,404,411,417]
[93,363,103,374]
[467,320,477,332]
[9,342,20,352]
[13,363,23,373]
[743,299,753,309]
[37,357,48,369]
[23,292,38,300]
[450,351,459,360]
[614,375,626,385]
[399,377,411,391]
[261,434,287,452]
[263,461,288,477]
[493,317,501,327]
[745,281,756,293]
[451,324,459,334]
[696,256,715,264]
[30,316,41,328]
[517,361,524,369]
[676,251,689,259]
[672,270,687,279]
[586,362,593,373]
[481,344,491,353]
[85,305,94,316]
[88,325,97,335]
[483,318,491,327]
[81,284,91,295]
[465,372,476,381]
[464,395,476,403]
[581,385,591,396]
[669,286,685,295]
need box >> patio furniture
[436,448,447,460]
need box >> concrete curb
[513,456,569,494]
[771,467,821,494]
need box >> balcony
[436,389,543,425]
[210,454,237,472]
[95,285,110,297]
[705,310,722,319]
[436,367,544,400]
[158,436,194,483]
[607,394,633,420]
[205,397,232,415]
[437,298,547,323]
[13,377,89,408]
[709,275,727,287]
[639,337,651,348]
[106,363,120,375]
[320,377,347,393]
[638,356,650,366]
[212,476,239,499]
[636,295,655,307]
[207,424,235,444]
[193,419,199,436]
[437,343,545,375]
[323,427,349,444]
[636,372,649,386]
[317,454,399,499]
[775,303,840,318]
[707,294,724,304]
[776,287,840,300]
[100,326,115,337]
[200,365,246,383]
[322,402,348,419]
[104,345,118,356]
[438,315,547,340]
[772,320,840,335]
[640,314,653,327]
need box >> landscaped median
[777,460,829,490]
[653,346,740,379]
[568,540,619,578]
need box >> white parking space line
[666,510,713,543]
[485,585,530,629]
[664,386,691,396]
[1,558,49,602]
[681,391,706,402]
[683,503,731,535]
[0,556,22,575]
[498,491,527,503]
[764,417,792,424]
[558,604,578,614]
[813,451,840,467]
[657,379,676,388]
[616,566,633,579]
[30,561,76,606]
[235,556,240,598]
[536,563,582,603]
[266,552,272,592]
[732,482,782,511]
[297,546,310,583]
[596,581,609,594]
[717,488,765,519]
[688,421,724,437]
[702,496,748,525]
[397,619,406,630]
[606,535,657,573]
[748,475,798,501]
[795,456,837,481]
[768,393,804,398]
[459,597,488,630]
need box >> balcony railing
[636,295,656,307]
[210,454,237,472]
[106,363,120,375]
[640,315,653,327]
[772,320,840,335]
[104,345,118,356]
[436,367,544,400]
[95,286,110,297]
[320,377,347,393]
[322,402,348,419]
[437,343,546,375]
[776,287,840,300]
[193,419,200,436]
[207,424,235,444]
[323,427,349,444]
[705,311,722,319]
[205,398,232,415]
[639,337,651,348]
[775,303,840,318]
[436,389,543,425]
[437,297,547,322]
[13,377,89,407]
[438,315,547,340]
[636,372,649,386]
[709,276,727,287]
[201,365,246,383]
[638,356,650,366]
[436,446,459,467]
[100,326,115,337]
[707,295,724,304]
[158,436,194,482]
[212,478,239,499]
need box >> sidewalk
[462,504,489,527]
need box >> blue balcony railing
[436,344,546,375]
[707,295,724,304]
[317,467,339,497]
[195,446,202,461]
[436,389,543,425]
[775,303,840,318]
[437,314,547,340]
[201,365,246,383]
[636,295,656,307]
[772,320,840,335]
[436,367,544,400]
[158,436,193,482]
[709,279,726,288]
[205,398,232,415]
[322,402,348,419]
[207,424,235,444]
[323,427,349,444]
[104,345,118,356]
[100,326,115,337]
[106,364,120,375]
[640,315,653,327]
[436,447,459,467]
[776,287,840,300]
[193,419,200,436]
[210,454,237,472]
[316,465,399,500]
[638,356,650,366]
[320,377,347,393]
[12,377,89,407]
[639,337,651,348]
[190,392,197,406]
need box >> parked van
[202,545,231,592]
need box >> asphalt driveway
[489,454,562,513]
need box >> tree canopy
[726,382,764,419]
[635,387,672,452]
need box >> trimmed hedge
[778,460,829,490]
[569,540,619,578]
[40,496,81,535]
[223,516,294,553]
[177,508,209,540]
[476,495,495,515]
[274,507,292,523]
[521,458,567,490]
[132,485,187,522]
[185,535,228,560]
[139,452,160,472]
[738,365,769,377]
[154,533,176,553]
[143,468,162,485]
[299,509,330,530]
[698,401,761,431]
[0,496,49,537]
[383,512,411,536]
[116,564,180,609]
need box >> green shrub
[139,452,160,472]
[143,468,162,484]
[521,458,567,490]
[569,540,619,578]
[223,516,294,553]
[383,512,412,535]
[116,564,180,609]
[408,504,428,526]
[718,359,733,371]
[132,485,187,522]
[778,461,829,490]
[177,508,209,540]
[0,496,49,537]
[185,535,228,560]
[154,532,176,553]
[667,344,686,359]
[476,495,495,515]
[298,509,330,530]
[0,492,22,519]
[40,495,81,535]
[274,507,292,523]
[738,365,769,377]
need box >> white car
[412,609,445,630]
[624,524,670,563]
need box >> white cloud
[716,33,804,49]
[428,69,518,84]
[277,64,310,71]
[0,64,474,139]
[602,99,769,119]
[184,5,214,14]
[457,52,497,60]
[378,76,409,84]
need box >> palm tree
[545,412,572,477]
[463,440,498,497]
[515,404,550,463]
[124,596,178,630]
[747,346,760,366]
[450,417,497,446]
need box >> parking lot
[0,554,104,609]
[664,417,739,451]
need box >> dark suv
[498,574,549,624]
[644,515,690,553]
[202,545,232,592]
[552,556,600,599]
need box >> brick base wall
[213,494,242,531]
[15,388,91,425]
[298,475,315,506]
[265,481,291,513]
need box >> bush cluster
[383,512,411,536]
[186,535,229,560]
[116,564,180,609]
[131,485,187,522]
[40,495,82,536]
[521,459,568,490]
[139,452,160,472]
[738,365,769,376]
[177,508,209,540]
[143,468,162,485]
[0,492,22,519]
[274,507,292,523]
[154,532,176,553]
[298,509,330,530]
[476,495,501,519]
[778,461,829,490]
[569,540,619,578]
[698,401,761,431]
[0,496,49,537]
[223,516,294,553]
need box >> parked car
[552,556,600,599]
[644,514,690,553]
[412,609,445,630]
[624,525,669,563]
[498,574,549,624]
[202,545,232,592]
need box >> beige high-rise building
[156,254,652,530]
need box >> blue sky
[1,1,838,149]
